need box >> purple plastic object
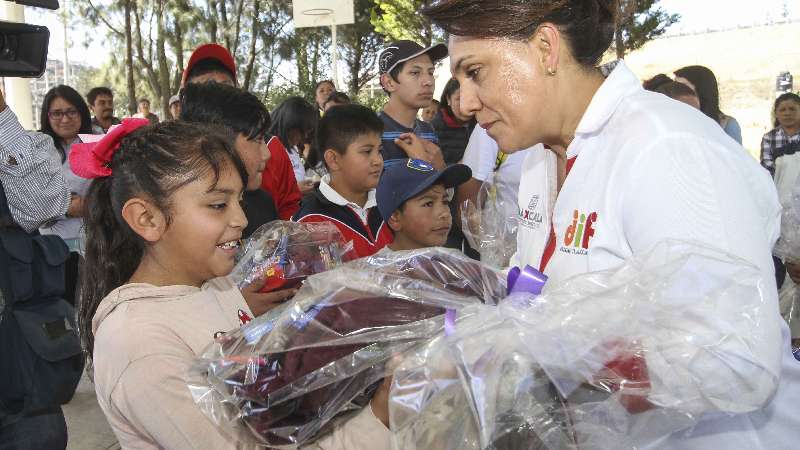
[507,265,548,296]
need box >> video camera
[0,1,59,78]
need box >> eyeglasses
[48,109,80,120]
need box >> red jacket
[292,189,393,258]
[261,137,301,220]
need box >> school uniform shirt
[260,136,302,220]
[511,60,800,449]
[379,111,439,161]
[92,277,256,450]
[292,175,392,258]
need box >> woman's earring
[547,67,557,76]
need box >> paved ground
[63,370,118,450]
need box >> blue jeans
[0,407,67,450]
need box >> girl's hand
[240,278,298,316]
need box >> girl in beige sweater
[74,120,390,450]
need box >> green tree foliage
[613,0,680,59]
[339,0,384,96]
[370,0,436,47]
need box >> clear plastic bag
[390,241,777,450]
[461,181,518,269]
[188,247,507,448]
[773,179,800,343]
[230,221,354,293]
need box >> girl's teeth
[217,240,239,249]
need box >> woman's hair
[655,81,697,101]
[440,78,461,117]
[773,92,800,128]
[269,96,318,151]
[642,74,672,92]
[39,85,93,162]
[79,121,247,355]
[421,0,617,67]
[674,65,723,122]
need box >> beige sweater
[91,277,390,450]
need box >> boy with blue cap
[377,158,471,251]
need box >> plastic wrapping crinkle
[461,181,518,269]
[230,221,354,293]
[188,247,507,448]
[773,178,800,343]
[390,241,778,450]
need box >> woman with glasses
[39,85,93,306]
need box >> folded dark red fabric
[210,249,507,447]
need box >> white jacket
[511,61,800,449]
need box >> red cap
[181,43,237,87]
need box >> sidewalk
[63,371,118,450]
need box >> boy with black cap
[377,158,471,251]
[378,40,448,169]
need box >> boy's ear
[387,210,403,232]
[121,197,168,243]
[380,73,396,94]
[323,148,340,172]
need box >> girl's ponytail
[78,176,142,355]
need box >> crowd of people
[1,0,799,448]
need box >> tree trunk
[172,15,184,92]
[124,0,137,115]
[348,38,362,96]
[156,0,170,114]
[243,0,260,90]
[206,0,218,42]
[615,0,625,59]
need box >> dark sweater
[242,189,279,239]
[430,108,477,165]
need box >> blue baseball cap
[377,159,472,221]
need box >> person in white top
[423,0,800,448]
[458,125,528,219]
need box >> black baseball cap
[378,40,448,75]
[377,159,472,221]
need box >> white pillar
[2,1,35,130]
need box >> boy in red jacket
[293,105,392,257]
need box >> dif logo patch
[562,209,597,251]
